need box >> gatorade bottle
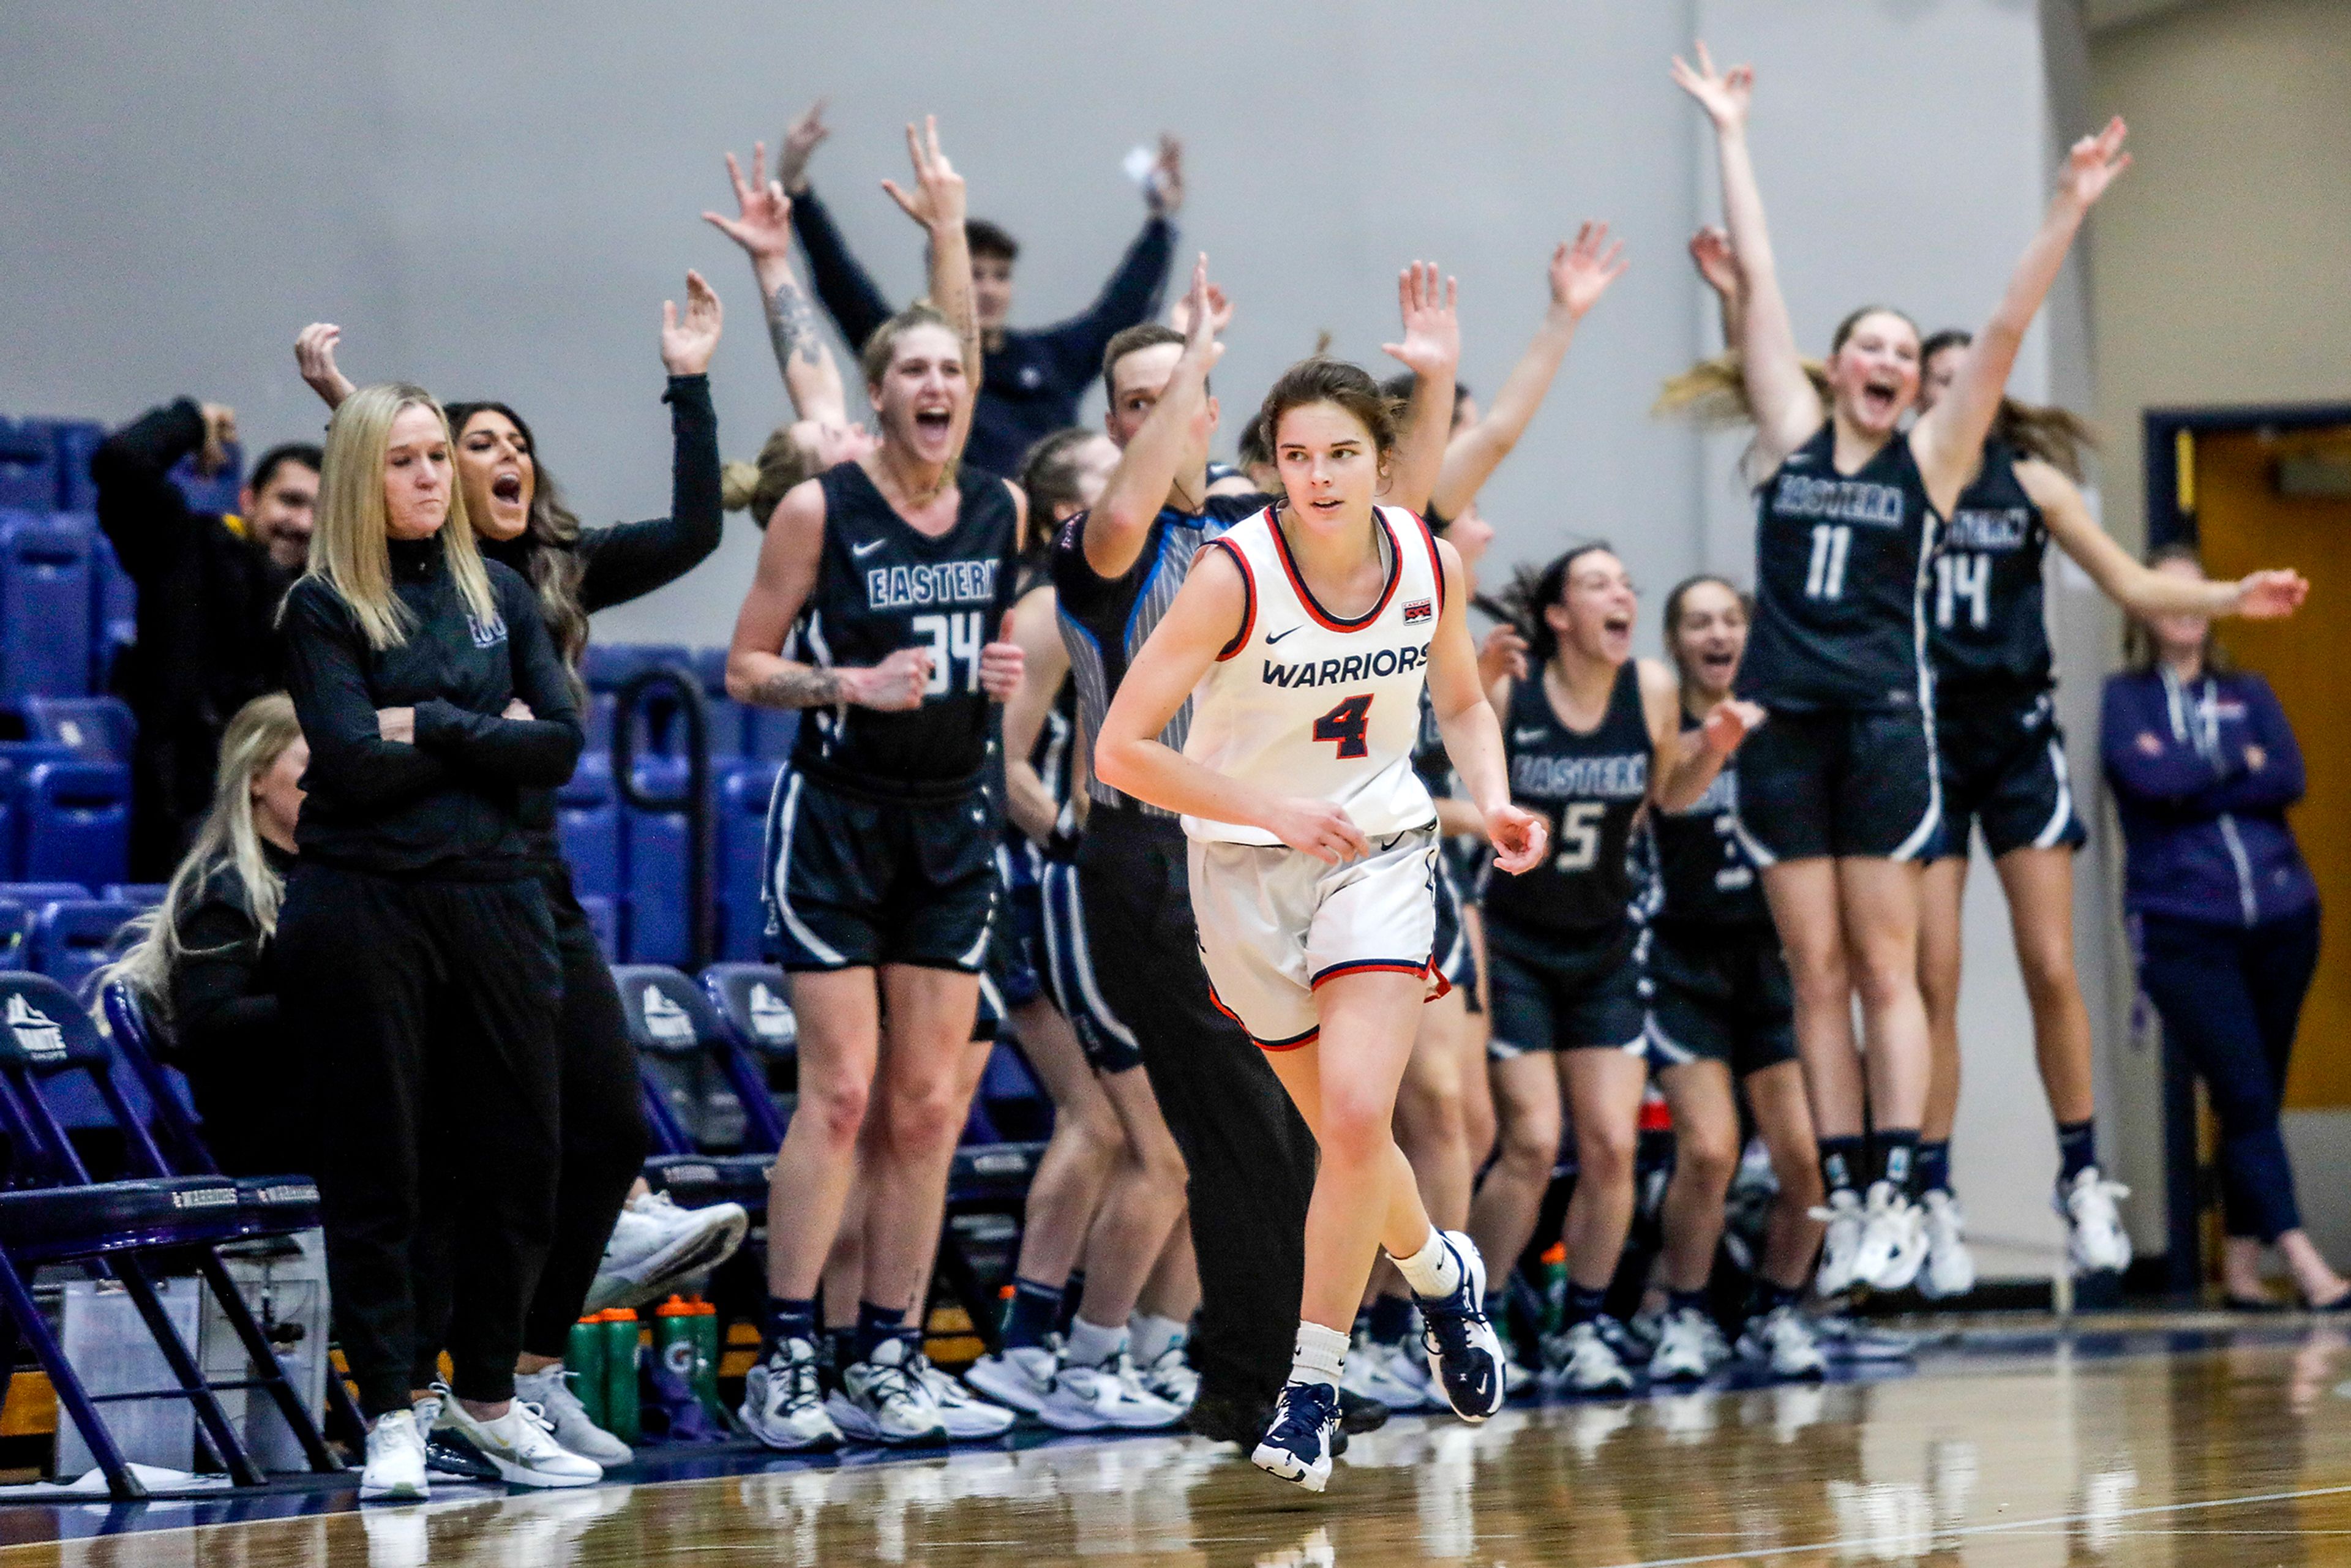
[1541,1243,1570,1337]
[688,1298,723,1415]
[603,1308,642,1444]
[654,1297,698,1396]
[567,1316,608,1430]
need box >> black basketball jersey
[1652,706,1768,926]
[1738,424,1938,713]
[790,462,1019,793]
[1484,662,1651,937]
[1929,440,2052,692]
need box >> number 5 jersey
[1180,503,1444,844]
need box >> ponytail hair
[1919,328,2098,480]
[1476,541,1617,666]
[724,424,822,530]
[1652,352,1831,426]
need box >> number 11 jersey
[1738,422,1938,714]
[1181,504,1443,845]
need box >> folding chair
[610,966,772,1212]
[0,974,339,1498]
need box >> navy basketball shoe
[1416,1230,1507,1420]
[1250,1380,1341,1491]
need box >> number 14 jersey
[1182,504,1444,845]
[1738,422,1939,714]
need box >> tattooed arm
[724,478,932,713]
[704,141,855,427]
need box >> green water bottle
[566,1316,608,1429]
[602,1309,642,1443]
[1540,1242,1570,1337]
[654,1297,698,1402]
[689,1298,724,1415]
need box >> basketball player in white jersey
[1097,269,1547,1491]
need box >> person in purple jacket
[2102,544,2348,1309]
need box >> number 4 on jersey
[1313,694,1374,759]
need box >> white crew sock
[1129,1312,1187,1368]
[1289,1321,1349,1392]
[1391,1228,1463,1299]
[1065,1316,1127,1369]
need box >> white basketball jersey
[1182,504,1444,845]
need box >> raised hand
[2234,568,2309,620]
[881,115,966,236]
[1166,277,1234,338]
[1487,803,1549,876]
[776,98,831,194]
[1701,698,1768,757]
[702,142,795,262]
[1147,133,1185,217]
[1380,261,1460,380]
[1687,225,1742,301]
[978,612,1025,700]
[1477,624,1529,688]
[2056,116,2131,210]
[1553,221,1628,321]
[661,271,724,377]
[1671,40,1754,132]
[294,323,357,410]
[197,403,238,477]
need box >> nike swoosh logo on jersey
[852,538,887,558]
[1264,626,1301,644]
[1513,726,1548,744]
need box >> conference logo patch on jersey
[1261,642,1430,690]
[1404,598,1433,624]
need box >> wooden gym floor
[3,1311,2350,1566]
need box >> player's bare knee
[801,1077,872,1150]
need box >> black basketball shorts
[1483,917,1648,1062]
[1643,920,1798,1078]
[1734,705,1939,864]
[1930,689,2087,861]
[763,768,997,973]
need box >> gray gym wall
[1,3,2124,1272]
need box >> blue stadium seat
[23,696,135,765]
[699,962,795,1147]
[587,643,696,757]
[609,964,771,1209]
[87,528,135,688]
[0,742,76,879]
[0,900,35,971]
[0,882,94,906]
[621,756,693,964]
[103,884,166,909]
[167,445,241,516]
[692,647,745,762]
[582,690,616,753]
[716,760,781,962]
[32,898,138,994]
[0,512,94,701]
[0,422,59,510]
[577,894,620,960]
[34,419,107,513]
[17,762,130,887]
[556,752,622,907]
[743,705,799,762]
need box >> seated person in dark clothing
[91,400,320,877]
[97,693,310,1177]
[773,97,1182,475]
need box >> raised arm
[294,325,358,411]
[705,143,852,427]
[1427,225,1625,522]
[1911,119,2130,508]
[1643,657,1761,812]
[90,399,222,580]
[1424,538,1547,875]
[2022,460,2306,626]
[1000,582,1073,846]
[724,480,931,712]
[1048,136,1183,373]
[1089,254,1223,579]
[1379,262,1461,515]
[1673,42,1820,464]
[775,99,895,353]
[883,116,980,467]
[1689,225,1746,351]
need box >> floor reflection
[29,1324,2351,1568]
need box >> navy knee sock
[1916,1138,1952,1198]
[1874,1128,1921,1196]
[2056,1120,2098,1184]
[1563,1282,1610,1328]
[765,1296,817,1356]
[1818,1136,1867,1199]
[853,1300,914,1365]
[1000,1277,1063,1352]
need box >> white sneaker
[512,1365,631,1466]
[1737,1304,1826,1381]
[1812,1188,1866,1296]
[1340,1337,1428,1412]
[360,1408,430,1502]
[1853,1182,1929,1292]
[1379,1339,1444,1411]
[740,1338,842,1452]
[1542,1321,1634,1395]
[1037,1350,1183,1432]
[961,1342,1057,1415]
[1647,1307,1721,1383]
[587,1192,749,1314]
[1502,1356,1534,1399]
[912,1353,1016,1439]
[2060,1168,2134,1277]
[1135,1341,1200,1412]
[1918,1190,1978,1300]
[433,1398,601,1488]
[838,1338,948,1445]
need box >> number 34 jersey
[1181,504,1443,845]
[1483,661,1651,937]
[1738,422,1939,714]
[790,462,1020,793]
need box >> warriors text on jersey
[1929,438,2052,692]
[1052,492,1270,818]
[1652,705,1767,925]
[1738,424,1939,712]
[1484,661,1651,935]
[790,462,1020,794]
[1180,503,1444,845]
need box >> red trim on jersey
[1201,537,1256,661]
[1267,506,1403,633]
[1310,958,1434,989]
